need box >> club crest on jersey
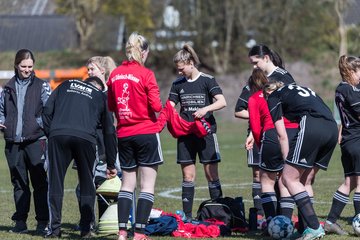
[117,83,132,119]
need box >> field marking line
[157,182,335,204]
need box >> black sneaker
[9,221,28,234]
[36,221,48,235]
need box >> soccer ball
[352,213,360,236]
[267,215,294,239]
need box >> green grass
[0,121,356,239]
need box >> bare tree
[210,0,236,74]
[56,0,102,51]
[335,0,352,56]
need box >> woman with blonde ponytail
[168,43,227,220]
[324,55,360,236]
[107,32,163,240]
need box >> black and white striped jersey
[335,81,360,142]
[268,67,296,85]
[267,84,335,123]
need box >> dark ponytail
[248,45,284,68]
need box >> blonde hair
[338,55,360,86]
[87,56,117,82]
[263,81,284,97]
[125,32,149,65]
[173,43,200,66]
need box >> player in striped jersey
[237,45,296,225]
[264,81,338,240]
[325,55,360,236]
[169,44,227,221]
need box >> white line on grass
[158,182,335,205]
[0,178,338,204]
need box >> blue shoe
[297,226,325,240]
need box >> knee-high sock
[294,191,319,230]
[182,181,195,218]
[135,192,154,234]
[118,191,133,231]
[354,192,360,215]
[279,196,295,220]
[327,190,349,223]
[208,179,222,200]
[252,181,264,216]
[261,192,277,220]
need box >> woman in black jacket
[0,49,51,234]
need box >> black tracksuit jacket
[42,79,116,169]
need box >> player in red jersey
[107,32,164,240]
[235,82,264,219]
[247,69,298,225]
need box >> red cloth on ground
[162,212,221,238]
[172,223,220,238]
[158,100,211,138]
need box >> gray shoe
[324,221,348,235]
[9,221,28,234]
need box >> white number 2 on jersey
[288,85,316,97]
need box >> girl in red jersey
[168,44,227,220]
[107,32,164,240]
[246,69,298,225]
[234,81,264,220]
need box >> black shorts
[286,115,338,170]
[260,128,298,172]
[341,138,360,176]
[247,143,260,167]
[177,133,221,164]
[118,133,164,170]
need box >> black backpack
[196,197,248,230]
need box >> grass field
[0,120,356,239]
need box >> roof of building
[0,15,78,51]
[0,0,124,52]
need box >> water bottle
[249,207,257,231]
[175,210,187,222]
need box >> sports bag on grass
[196,196,248,230]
